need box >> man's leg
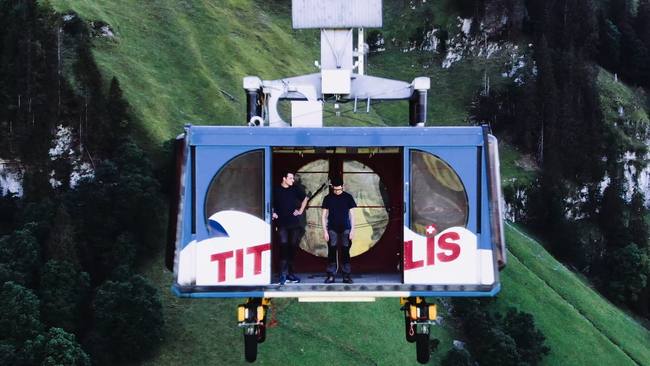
[286,225,301,283]
[326,229,339,276]
[340,229,351,276]
[278,227,290,278]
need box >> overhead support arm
[243,77,263,126]
[409,77,431,127]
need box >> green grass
[598,67,650,152]
[598,68,650,125]
[140,248,457,366]
[48,1,650,364]
[498,141,539,183]
[51,0,517,151]
[51,0,317,151]
[500,223,650,366]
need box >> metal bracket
[354,94,371,114]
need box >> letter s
[437,232,461,263]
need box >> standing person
[321,176,357,283]
[272,170,308,285]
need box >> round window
[204,150,265,229]
[410,150,468,235]
[296,159,389,257]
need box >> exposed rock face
[0,125,95,198]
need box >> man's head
[331,176,344,195]
[281,170,295,187]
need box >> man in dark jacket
[272,170,308,285]
[321,176,357,283]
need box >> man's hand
[323,231,329,242]
[293,209,302,216]
[349,230,355,240]
[272,212,278,219]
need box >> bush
[91,275,165,363]
[25,328,90,366]
[0,282,43,347]
[39,260,89,334]
[441,347,472,366]
[503,308,551,366]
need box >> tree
[71,22,106,158]
[91,275,165,363]
[64,162,120,285]
[475,329,523,366]
[0,226,41,287]
[441,347,473,366]
[16,200,56,247]
[106,77,130,146]
[102,233,136,277]
[629,190,649,249]
[455,0,484,19]
[112,140,155,177]
[46,204,80,269]
[598,244,650,304]
[0,282,43,347]
[0,0,59,166]
[24,328,90,366]
[618,25,648,84]
[112,141,166,258]
[636,0,650,46]
[21,167,55,206]
[533,35,558,167]
[39,260,89,334]
[0,192,19,237]
[634,0,650,86]
[600,168,631,249]
[503,308,551,366]
[0,341,26,366]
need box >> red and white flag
[425,224,437,236]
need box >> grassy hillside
[501,223,650,366]
[48,0,650,365]
[50,0,511,147]
[51,0,318,149]
[138,222,650,366]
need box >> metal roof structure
[292,0,382,29]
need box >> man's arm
[295,196,308,216]
[321,208,329,241]
[349,207,355,240]
[271,189,277,219]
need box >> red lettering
[210,251,234,282]
[437,232,461,262]
[426,236,436,266]
[210,244,271,282]
[246,243,271,275]
[235,249,244,279]
[404,240,424,270]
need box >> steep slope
[501,223,650,366]
[48,1,650,365]
[51,0,318,146]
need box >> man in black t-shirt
[321,176,357,284]
[272,170,308,285]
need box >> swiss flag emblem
[425,224,437,236]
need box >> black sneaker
[286,274,301,283]
[342,274,353,284]
[324,274,335,283]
